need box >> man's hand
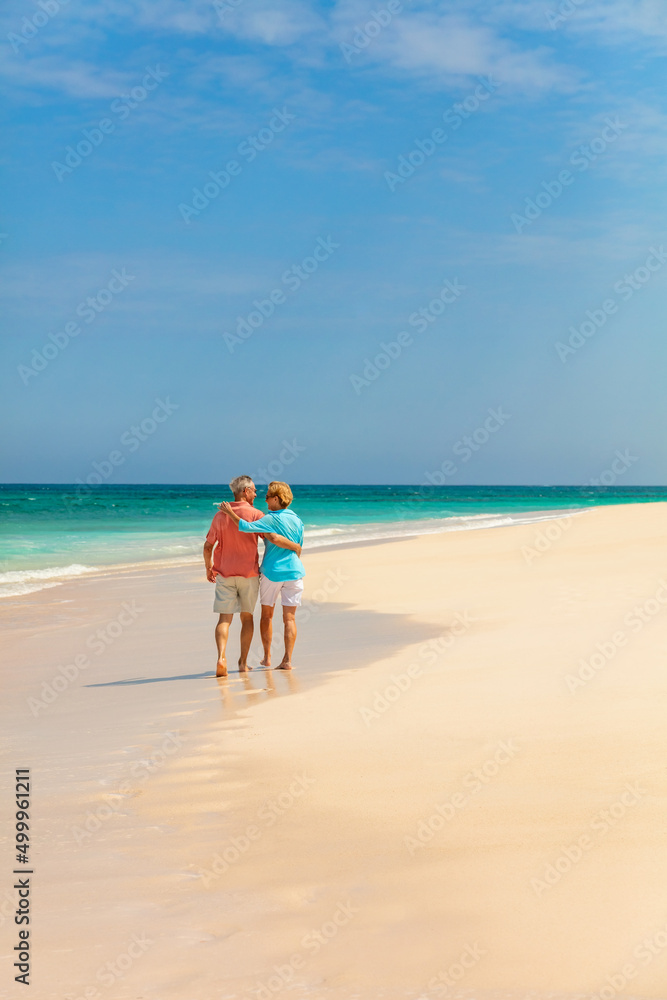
[203,540,216,582]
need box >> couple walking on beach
[203,476,305,677]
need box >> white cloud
[114,0,214,35]
[553,99,667,184]
[330,3,578,94]
[284,143,379,173]
[467,0,667,47]
[558,0,667,45]
[387,13,575,91]
[438,165,489,192]
[0,0,663,131]
[0,252,272,328]
[215,0,325,45]
[1,0,578,105]
[449,217,667,269]
[185,54,284,102]
[0,55,134,100]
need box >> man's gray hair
[229,475,254,498]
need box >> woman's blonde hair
[267,481,293,508]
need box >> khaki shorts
[214,575,259,614]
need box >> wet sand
[2,503,667,999]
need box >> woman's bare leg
[277,606,297,669]
[260,604,275,666]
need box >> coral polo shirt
[206,501,264,578]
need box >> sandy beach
[3,502,667,1000]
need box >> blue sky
[1,0,667,485]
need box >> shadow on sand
[84,603,454,710]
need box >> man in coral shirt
[203,475,300,677]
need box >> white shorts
[259,575,305,608]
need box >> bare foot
[238,660,252,672]
[216,659,227,678]
[260,656,271,668]
[276,660,293,670]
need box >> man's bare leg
[215,613,233,676]
[277,606,297,670]
[260,604,275,667]
[239,612,254,671]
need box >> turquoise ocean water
[1,484,666,598]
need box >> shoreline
[0,503,590,600]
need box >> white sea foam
[0,581,62,598]
[0,564,98,599]
[302,508,586,548]
[0,563,97,583]
[303,527,347,537]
